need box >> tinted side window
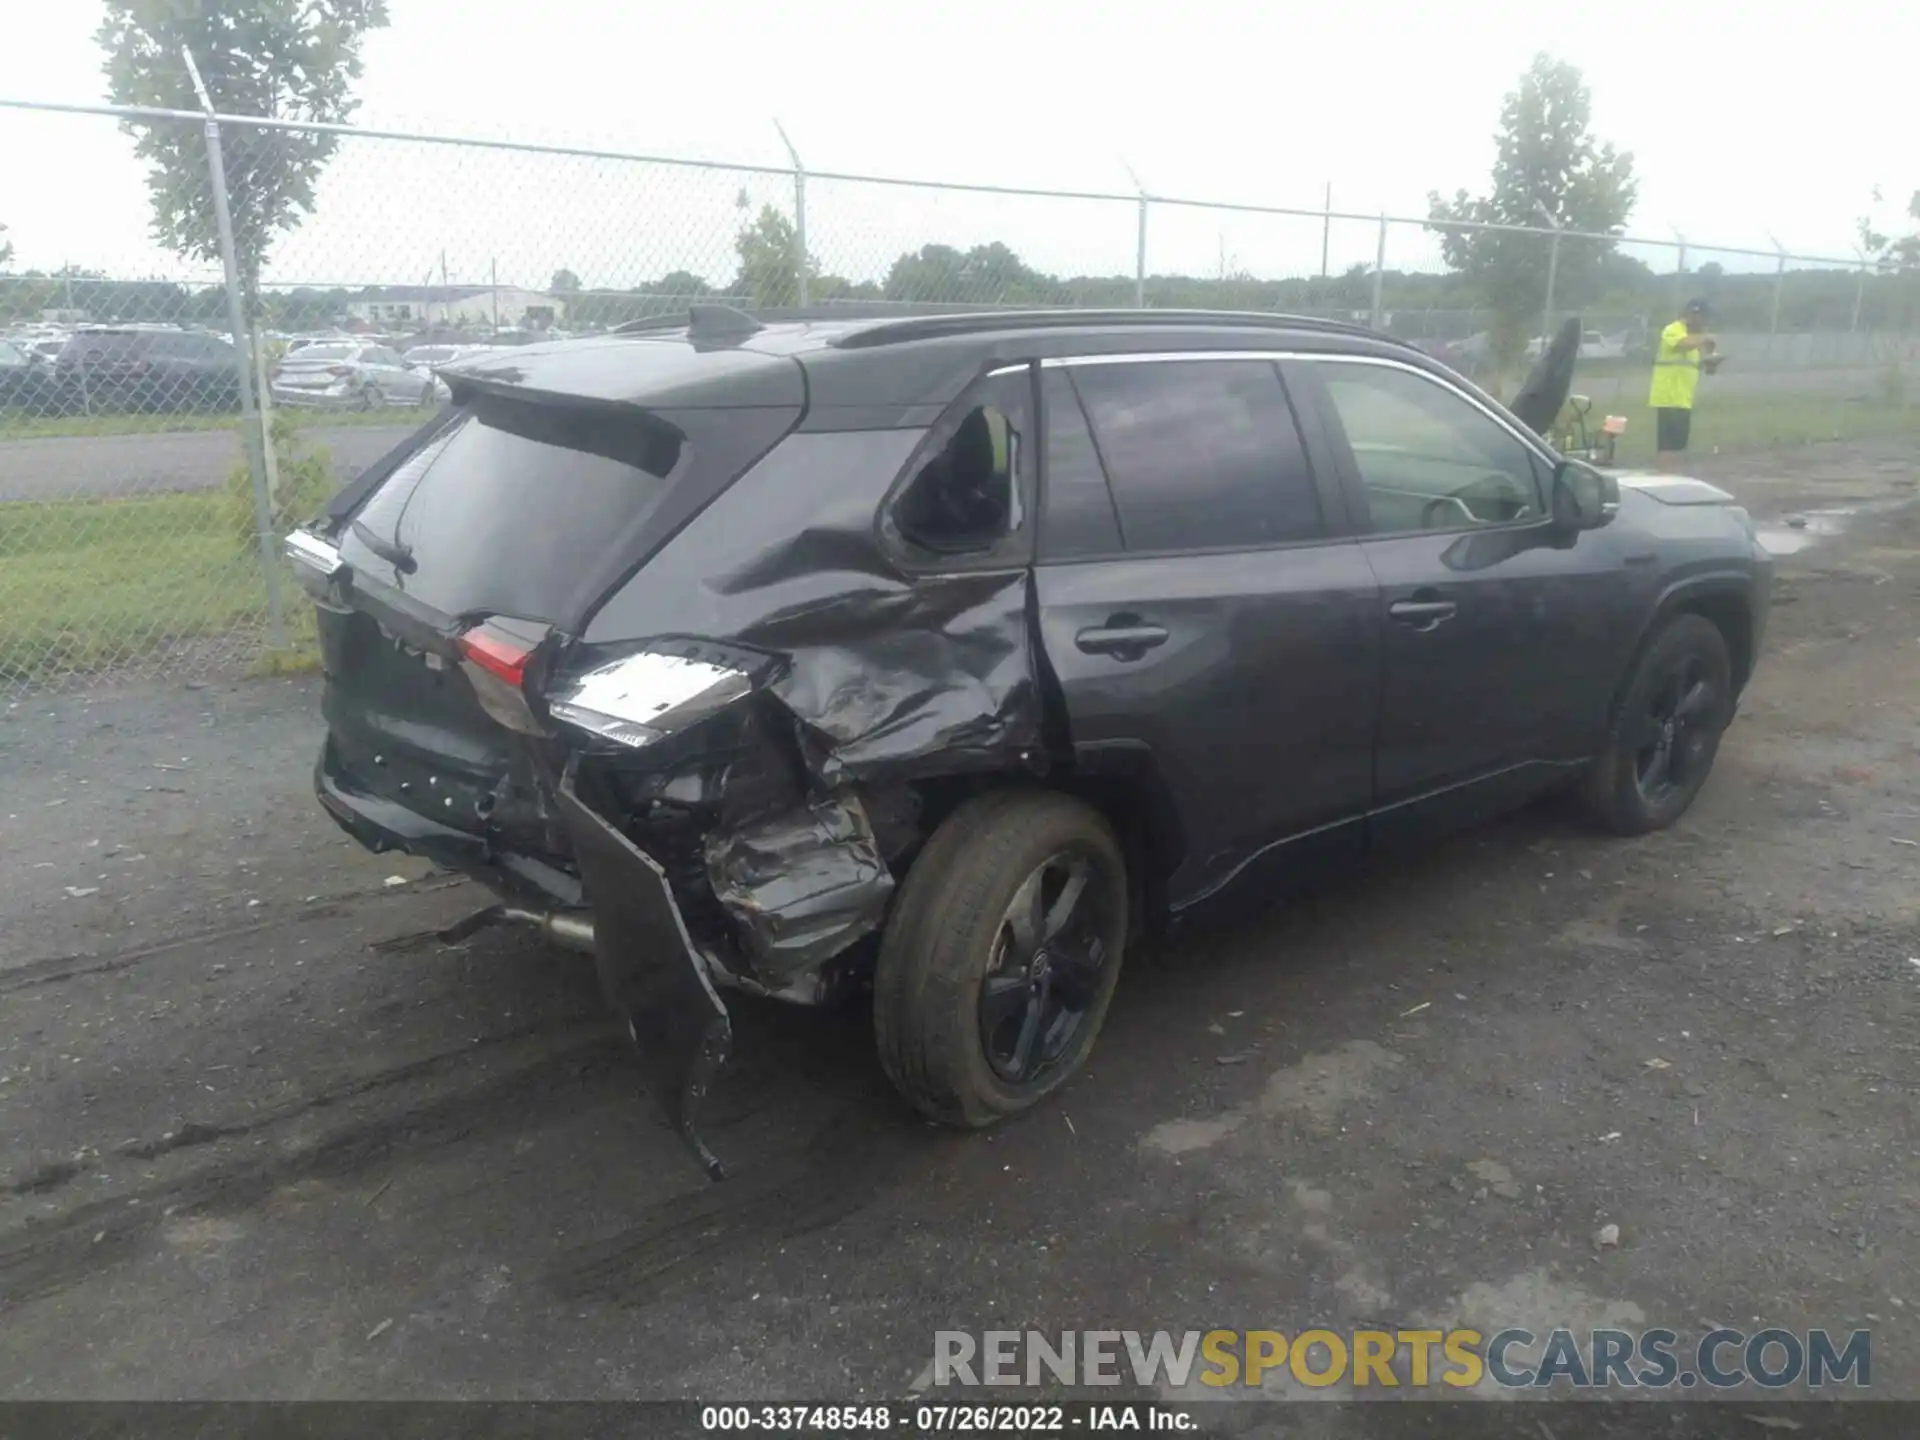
[890,369,1030,557]
[1069,360,1322,553]
[1038,368,1122,560]
[1315,362,1544,533]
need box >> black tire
[1578,614,1734,835]
[873,790,1128,1128]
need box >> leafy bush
[223,409,335,547]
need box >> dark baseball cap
[1683,297,1713,316]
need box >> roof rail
[611,305,1408,350]
[826,308,1400,350]
[610,300,1048,335]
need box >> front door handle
[1075,619,1169,659]
[1388,598,1457,630]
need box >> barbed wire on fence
[2,94,1916,695]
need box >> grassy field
[1,405,429,442]
[1568,390,1919,465]
[0,490,316,685]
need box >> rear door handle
[1075,620,1169,658]
[1388,599,1457,628]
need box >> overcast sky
[1,0,1914,291]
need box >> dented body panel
[302,309,1773,1180]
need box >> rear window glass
[339,393,682,622]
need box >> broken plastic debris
[1399,1001,1431,1018]
[382,875,408,888]
[1644,1058,1672,1070]
[1599,1131,1623,1144]
[366,1318,394,1340]
[64,886,100,899]
[1595,1223,1621,1248]
[1771,925,1797,937]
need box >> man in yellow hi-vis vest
[1649,297,1721,471]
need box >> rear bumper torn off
[554,763,734,1181]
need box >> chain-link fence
[4,96,1918,694]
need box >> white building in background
[344,285,566,329]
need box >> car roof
[444,306,1439,424]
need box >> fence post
[1134,197,1149,308]
[1320,183,1331,280]
[774,121,807,308]
[182,46,285,650]
[1851,254,1868,334]
[1671,228,1688,312]
[1369,214,1386,330]
[1534,202,1561,350]
[1767,234,1786,358]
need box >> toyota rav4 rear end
[288,314,1048,1177]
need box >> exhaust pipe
[423,902,597,953]
[497,904,596,953]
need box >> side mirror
[1551,458,1619,533]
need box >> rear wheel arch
[904,749,1184,941]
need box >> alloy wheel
[978,847,1117,1085]
[1633,655,1719,807]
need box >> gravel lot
[2,439,1916,1420]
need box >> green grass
[1564,391,1920,465]
[0,490,313,684]
[2,406,428,441]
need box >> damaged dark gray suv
[287,308,1772,1177]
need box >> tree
[1428,54,1636,360]
[98,0,390,312]
[0,222,12,269]
[1858,186,1920,273]
[653,269,712,298]
[549,267,581,294]
[883,241,1061,305]
[730,202,811,305]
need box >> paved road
[0,422,415,504]
[2,442,1916,1409]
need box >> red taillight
[458,627,532,687]
[456,621,548,734]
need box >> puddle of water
[1754,497,1912,556]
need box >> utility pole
[491,257,499,332]
[773,120,808,308]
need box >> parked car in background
[401,344,469,368]
[0,337,59,411]
[1525,329,1628,362]
[51,326,241,415]
[1432,330,1493,374]
[271,342,440,410]
[285,306,1772,1179]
